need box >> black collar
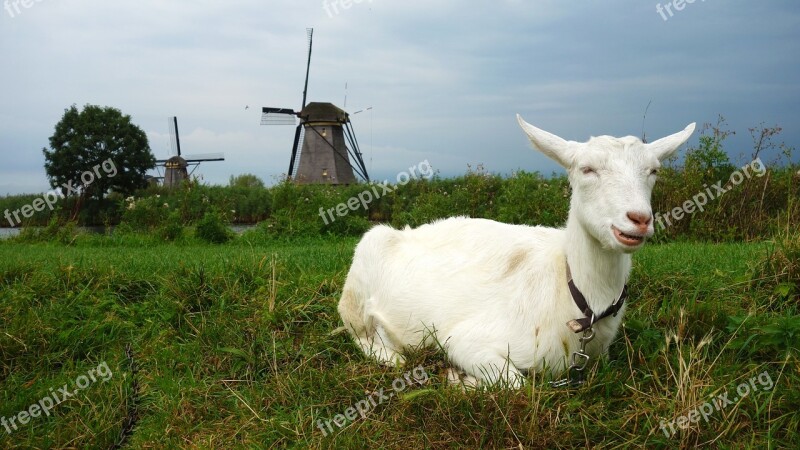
[565,263,628,333]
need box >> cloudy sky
[1,0,798,195]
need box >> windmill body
[294,102,357,184]
[261,28,369,185]
[163,156,189,188]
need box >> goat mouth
[612,226,645,246]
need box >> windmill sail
[289,124,305,178]
[261,108,298,125]
[168,116,181,156]
[301,28,313,110]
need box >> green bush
[391,165,502,227]
[326,213,372,237]
[119,195,170,231]
[195,209,232,244]
[14,216,82,244]
[496,170,569,226]
[158,211,185,242]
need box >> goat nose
[627,212,652,228]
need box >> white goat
[338,116,695,387]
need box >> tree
[229,173,265,189]
[43,104,155,200]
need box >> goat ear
[646,123,696,161]
[517,114,574,168]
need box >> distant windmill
[155,117,225,188]
[261,28,369,184]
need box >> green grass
[0,236,798,449]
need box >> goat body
[339,116,695,387]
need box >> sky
[1,0,798,195]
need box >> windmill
[155,116,225,188]
[261,28,369,184]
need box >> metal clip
[571,351,590,371]
[549,326,596,388]
[549,377,573,388]
[579,328,595,346]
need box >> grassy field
[0,235,798,449]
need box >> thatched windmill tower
[261,28,369,184]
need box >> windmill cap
[300,102,348,123]
[165,155,188,168]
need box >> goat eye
[581,167,596,175]
[650,168,659,176]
